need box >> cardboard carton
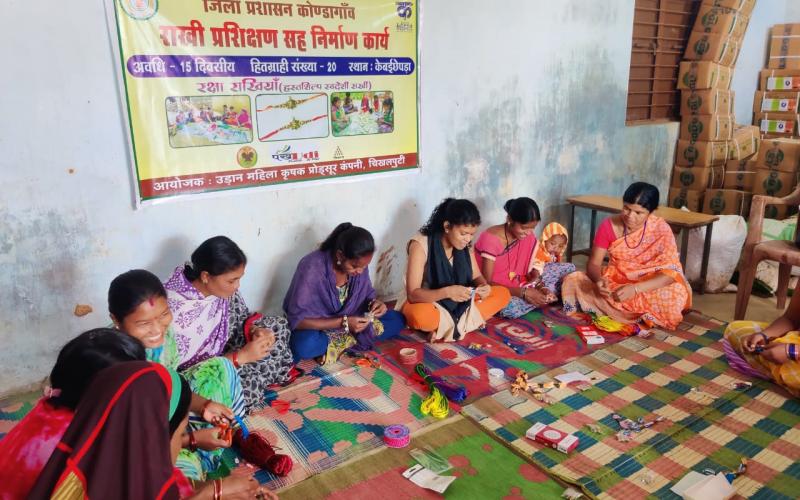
[755,112,798,137]
[769,24,800,69]
[703,189,751,216]
[753,168,798,197]
[763,204,798,220]
[694,3,750,40]
[726,158,757,171]
[722,170,756,190]
[678,61,734,90]
[727,124,759,160]
[675,139,729,167]
[757,138,800,172]
[668,187,704,211]
[753,90,800,113]
[759,69,800,90]
[701,0,755,16]
[680,114,734,141]
[685,31,741,66]
[672,166,725,190]
[680,89,734,115]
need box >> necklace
[259,114,328,140]
[257,93,325,112]
[503,225,521,281]
[623,220,647,249]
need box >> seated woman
[402,198,511,341]
[0,329,146,499]
[30,361,271,500]
[284,223,405,363]
[724,280,800,397]
[164,236,296,412]
[475,197,552,318]
[110,269,284,482]
[561,182,691,330]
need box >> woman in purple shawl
[164,236,297,412]
[283,223,405,363]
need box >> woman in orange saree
[561,182,691,330]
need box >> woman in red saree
[561,183,691,330]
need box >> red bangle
[188,430,197,452]
[213,478,222,500]
[232,351,241,369]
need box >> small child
[498,222,576,319]
[526,222,576,301]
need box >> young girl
[528,222,576,303]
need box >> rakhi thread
[415,363,449,419]
[415,364,468,403]
[383,424,411,448]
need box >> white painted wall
[731,0,800,120]
[2,0,687,393]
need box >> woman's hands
[475,284,491,300]
[743,332,769,353]
[192,427,232,451]
[347,316,371,333]
[760,343,789,365]
[612,284,638,303]
[368,299,388,318]
[446,285,473,302]
[239,328,276,364]
[201,401,234,424]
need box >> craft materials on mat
[277,415,565,500]
[398,347,418,365]
[526,422,579,454]
[402,464,456,494]
[415,364,450,418]
[592,315,639,337]
[409,445,451,474]
[213,360,430,490]
[462,313,800,500]
[612,413,665,442]
[383,424,411,448]
[488,367,505,380]
[510,370,562,404]
[576,325,605,345]
[234,428,293,476]
[374,306,627,406]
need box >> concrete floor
[693,291,785,324]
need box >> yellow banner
[110,0,418,202]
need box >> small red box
[526,423,579,454]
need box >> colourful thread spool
[383,424,411,448]
[399,347,418,365]
[488,368,505,380]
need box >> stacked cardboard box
[669,0,757,215]
[750,138,800,219]
[754,25,800,138]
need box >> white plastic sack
[684,214,746,293]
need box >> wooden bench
[566,194,719,294]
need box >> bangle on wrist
[213,478,222,500]
[342,315,350,334]
[232,350,241,369]
[188,430,198,452]
[759,332,769,344]
[788,343,798,362]
[522,288,528,300]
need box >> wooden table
[566,195,719,294]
